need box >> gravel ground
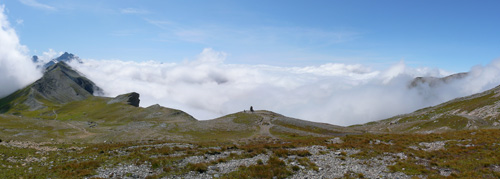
[87,144,418,179]
[92,163,161,179]
[290,150,410,179]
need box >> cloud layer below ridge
[67,49,500,126]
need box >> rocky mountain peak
[54,52,78,62]
[32,61,103,103]
[42,52,82,69]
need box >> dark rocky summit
[108,92,140,107]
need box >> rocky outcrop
[108,92,140,107]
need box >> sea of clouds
[2,5,500,126]
[62,51,500,126]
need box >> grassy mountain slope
[0,104,358,143]
[351,84,500,133]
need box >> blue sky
[3,0,500,72]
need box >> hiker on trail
[250,106,254,112]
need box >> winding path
[252,111,279,139]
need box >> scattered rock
[419,141,446,151]
[290,149,411,179]
[87,121,97,128]
[93,163,159,179]
[0,141,58,152]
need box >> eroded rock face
[31,62,103,103]
[108,92,140,107]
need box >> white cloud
[145,19,360,48]
[66,48,500,126]
[16,19,23,25]
[120,8,149,14]
[0,5,41,97]
[19,0,56,11]
[35,48,62,64]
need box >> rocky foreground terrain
[2,129,500,178]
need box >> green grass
[181,129,255,142]
[0,86,31,113]
[231,112,261,124]
[274,120,342,136]
[437,92,498,113]
[415,115,469,131]
[222,156,293,179]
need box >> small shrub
[293,150,311,157]
[256,159,264,165]
[273,148,289,157]
[223,156,292,179]
[186,150,196,155]
[217,158,227,163]
[53,160,101,178]
[187,162,208,173]
[163,166,172,173]
[297,157,317,171]
[206,149,221,155]
[228,152,239,158]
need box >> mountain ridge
[351,83,500,133]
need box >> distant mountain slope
[409,72,468,88]
[351,83,500,133]
[0,62,102,112]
